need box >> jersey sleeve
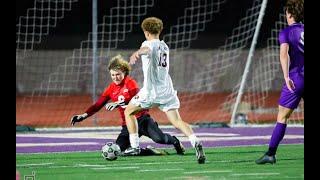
[101,84,113,97]
[84,85,111,116]
[141,41,152,50]
[126,78,140,96]
[278,29,288,45]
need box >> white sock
[129,133,139,148]
[188,134,200,148]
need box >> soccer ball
[101,142,121,161]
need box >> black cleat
[173,136,185,155]
[255,154,276,164]
[123,147,141,156]
[195,142,206,164]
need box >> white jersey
[139,39,176,104]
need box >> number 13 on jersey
[158,52,167,67]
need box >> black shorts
[115,114,168,151]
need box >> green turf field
[16,144,303,180]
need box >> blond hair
[141,17,163,35]
[107,55,131,76]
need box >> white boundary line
[184,170,233,174]
[32,124,304,132]
[16,162,54,167]
[231,172,280,176]
[34,125,175,132]
[16,143,304,155]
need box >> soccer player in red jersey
[70,55,185,156]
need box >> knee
[277,113,290,124]
[124,108,134,117]
[277,118,288,124]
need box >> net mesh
[16,0,303,127]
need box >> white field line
[137,168,184,172]
[166,176,212,180]
[196,135,304,141]
[16,142,100,147]
[17,161,191,170]
[75,164,105,167]
[16,162,54,167]
[33,124,304,132]
[184,170,232,174]
[93,167,139,170]
[210,142,304,149]
[34,125,175,132]
[231,172,280,176]
[16,143,303,155]
[49,165,73,168]
[16,135,304,147]
[17,162,197,170]
[16,132,239,139]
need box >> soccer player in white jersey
[123,17,206,164]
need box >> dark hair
[107,55,131,76]
[285,0,304,22]
[141,17,163,35]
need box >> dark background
[16,0,285,49]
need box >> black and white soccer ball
[101,142,121,161]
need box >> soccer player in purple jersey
[256,0,304,164]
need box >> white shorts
[130,90,180,112]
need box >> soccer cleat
[173,136,185,155]
[255,154,276,164]
[195,142,206,164]
[123,147,141,156]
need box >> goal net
[220,12,304,125]
[16,0,304,128]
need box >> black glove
[105,101,126,111]
[70,113,88,126]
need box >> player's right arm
[129,41,152,64]
[279,43,295,92]
[279,30,295,92]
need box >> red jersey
[85,76,148,126]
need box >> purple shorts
[278,72,304,109]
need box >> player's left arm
[130,47,151,64]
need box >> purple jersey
[278,23,304,74]
[278,23,304,109]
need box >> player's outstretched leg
[256,106,291,164]
[166,109,206,164]
[173,136,185,155]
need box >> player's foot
[123,147,141,156]
[255,154,276,164]
[195,142,206,164]
[173,136,185,155]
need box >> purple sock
[267,122,287,155]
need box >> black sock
[266,147,277,156]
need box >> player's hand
[129,51,140,65]
[105,101,126,111]
[70,113,88,126]
[285,77,295,92]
